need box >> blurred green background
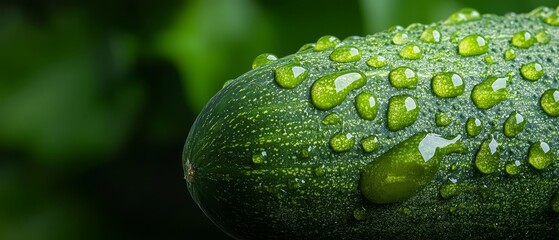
[0,0,556,239]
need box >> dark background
[0,0,556,239]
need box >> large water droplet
[511,30,535,48]
[536,29,551,44]
[528,141,554,170]
[361,135,380,153]
[471,75,511,109]
[355,92,379,120]
[389,67,418,89]
[520,62,544,81]
[431,72,465,98]
[458,34,489,56]
[387,95,420,131]
[252,53,277,69]
[420,26,442,43]
[436,113,452,127]
[366,55,387,68]
[540,89,559,117]
[445,8,481,24]
[322,113,342,125]
[392,32,409,45]
[329,132,355,152]
[314,35,340,51]
[475,137,500,174]
[504,48,516,61]
[311,71,367,110]
[466,117,483,136]
[275,63,308,89]
[503,111,526,138]
[399,44,422,60]
[330,45,362,63]
[360,133,465,204]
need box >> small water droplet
[466,117,483,136]
[399,43,422,60]
[353,207,367,220]
[540,89,559,117]
[329,132,355,152]
[458,34,489,56]
[361,133,465,204]
[222,79,234,88]
[387,95,420,131]
[300,146,313,158]
[322,113,342,125]
[420,26,442,43]
[475,137,500,174]
[535,29,551,44]
[445,8,481,24]
[484,55,495,65]
[361,136,380,153]
[330,45,362,63]
[543,12,559,26]
[388,25,404,33]
[311,71,367,110]
[471,75,511,109]
[252,151,267,164]
[503,111,526,138]
[314,35,340,51]
[504,48,516,61]
[511,30,535,48]
[355,92,379,120]
[505,160,522,175]
[436,113,452,126]
[431,72,465,98]
[298,43,316,52]
[274,63,309,89]
[252,53,277,69]
[551,191,559,213]
[528,141,554,170]
[389,67,418,89]
[440,183,461,199]
[520,62,544,81]
[314,165,326,177]
[366,55,387,68]
[392,32,409,45]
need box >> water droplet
[388,25,404,33]
[392,32,409,45]
[314,165,326,177]
[329,132,355,152]
[355,92,379,120]
[535,29,551,44]
[431,72,465,98]
[484,55,495,65]
[222,79,234,88]
[360,133,465,204]
[389,67,418,89]
[298,43,315,52]
[330,45,362,63]
[353,207,367,220]
[436,113,452,126]
[504,48,516,61]
[543,12,559,26]
[274,63,309,89]
[366,55,387,68]
[252,53,277,69]
[311,71,367,110]
[511,30,535,48]
[505,160,522,175]
[440,183,461,199]
[520,62,544,81]
[387,95,420,131]
[300,146,313,158]
[445,8,481,24]
[471,75,511,109]
[458,34,489,56]
[540,89,559,117]
[399,44,422,60]
[420,26,442,43]
[528,141,554,170]
[466,117,483,136]
[252,151,267,164]
[361,136,380,153]
[551,191,559,213]
[475,137,500,174]
[314,35,340,51]
[503,111,526,138]
[322,113,342,125]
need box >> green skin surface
[184,7,559,240]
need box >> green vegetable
[183,7,559,239]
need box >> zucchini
[183,7,559,240]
